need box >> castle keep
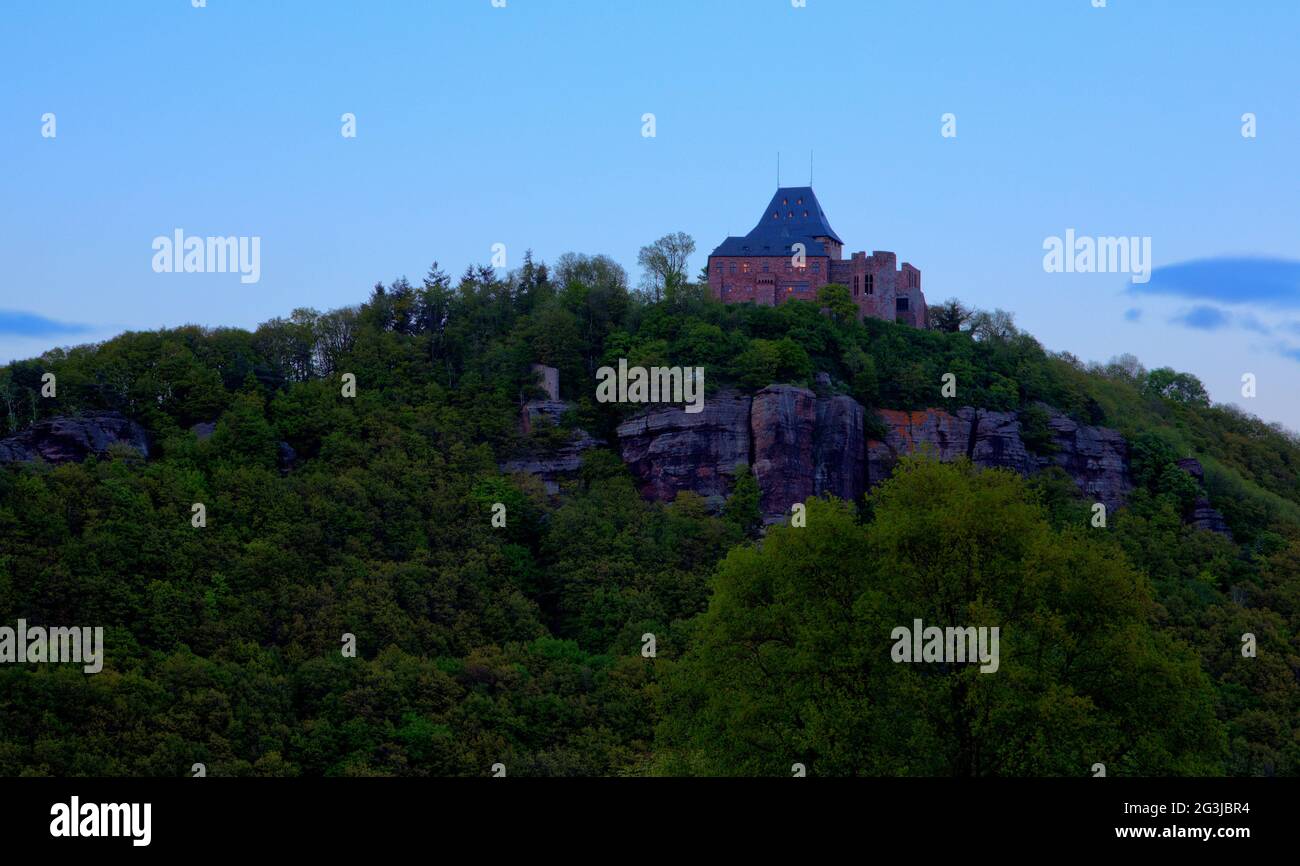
[707,186,928,327]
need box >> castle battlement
[707,186,927,327]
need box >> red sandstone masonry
[707,188,927,325]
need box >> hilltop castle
[707,186,928,327]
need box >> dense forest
[1,243,1298,776]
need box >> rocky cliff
[866,407,1130,512]
[615,391,752,507]
[0,413,150,464]
[751,386,817,519]
[613,391,1135,521]
[499,428,600,495]
[1177,458,1233,538]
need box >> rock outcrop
[751,386,817,519]
[867,407,1040,481]
[867,406,1129,511]
[814,394,865,503]
[513,371,1225,534]
[615,387,868,520]
[502,364,601,493]
[1038,414,1131,512]
[616,391,752,507]
[1176,458,1233,538]
[613,391,1136,520]
[0,413,150,464]
[500,429,600,495]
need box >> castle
[707,186,928,327]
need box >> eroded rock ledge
[0,413,149,464]
[614,386,1134,522]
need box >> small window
[761,263,769,272]
[729,263,737,274]
[787,211,794,219]
[797,197,803,205]
[741,262,751,274]
[812,263,820,273]
[772,212,779,220]
[785,263,793,272]
[853,276,860,296]
[783,198,788,206]
[865,274,874,295]
[803,210,809,218]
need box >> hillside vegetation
[1,254,1297,776]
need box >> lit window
[797,197,803,205]
[787,211,793,218]
[742,262,751,274]
[772,212,779,220]
[803,210,809,218]
[783,198,788,206]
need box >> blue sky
[2,0,1298,429]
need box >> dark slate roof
[710,186,843,257]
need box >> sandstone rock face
[616,391,752,506]
[1176,457,1205,485]
[970,409,1039,477]
[0,414,149,464]
[1035,414,1131,512]
[867,408,970,486]
[500,430,600,495]
[751,386,817,520]
[1176,458,1233,538]
[814,394,865,503]
[1189,498,1232,536]
[866,407,1129,510]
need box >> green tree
[656,459,1227,776]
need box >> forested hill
[1,254,1298,776]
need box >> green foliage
[1,249,1298,777]
[723,463,762,540]
[816,283,856,322]
[657,461,1228,776]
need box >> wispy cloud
[1132,256,1300,308]
[0,310,91,337]
[1170,305,1232,331]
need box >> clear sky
[2,0,1298,429]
